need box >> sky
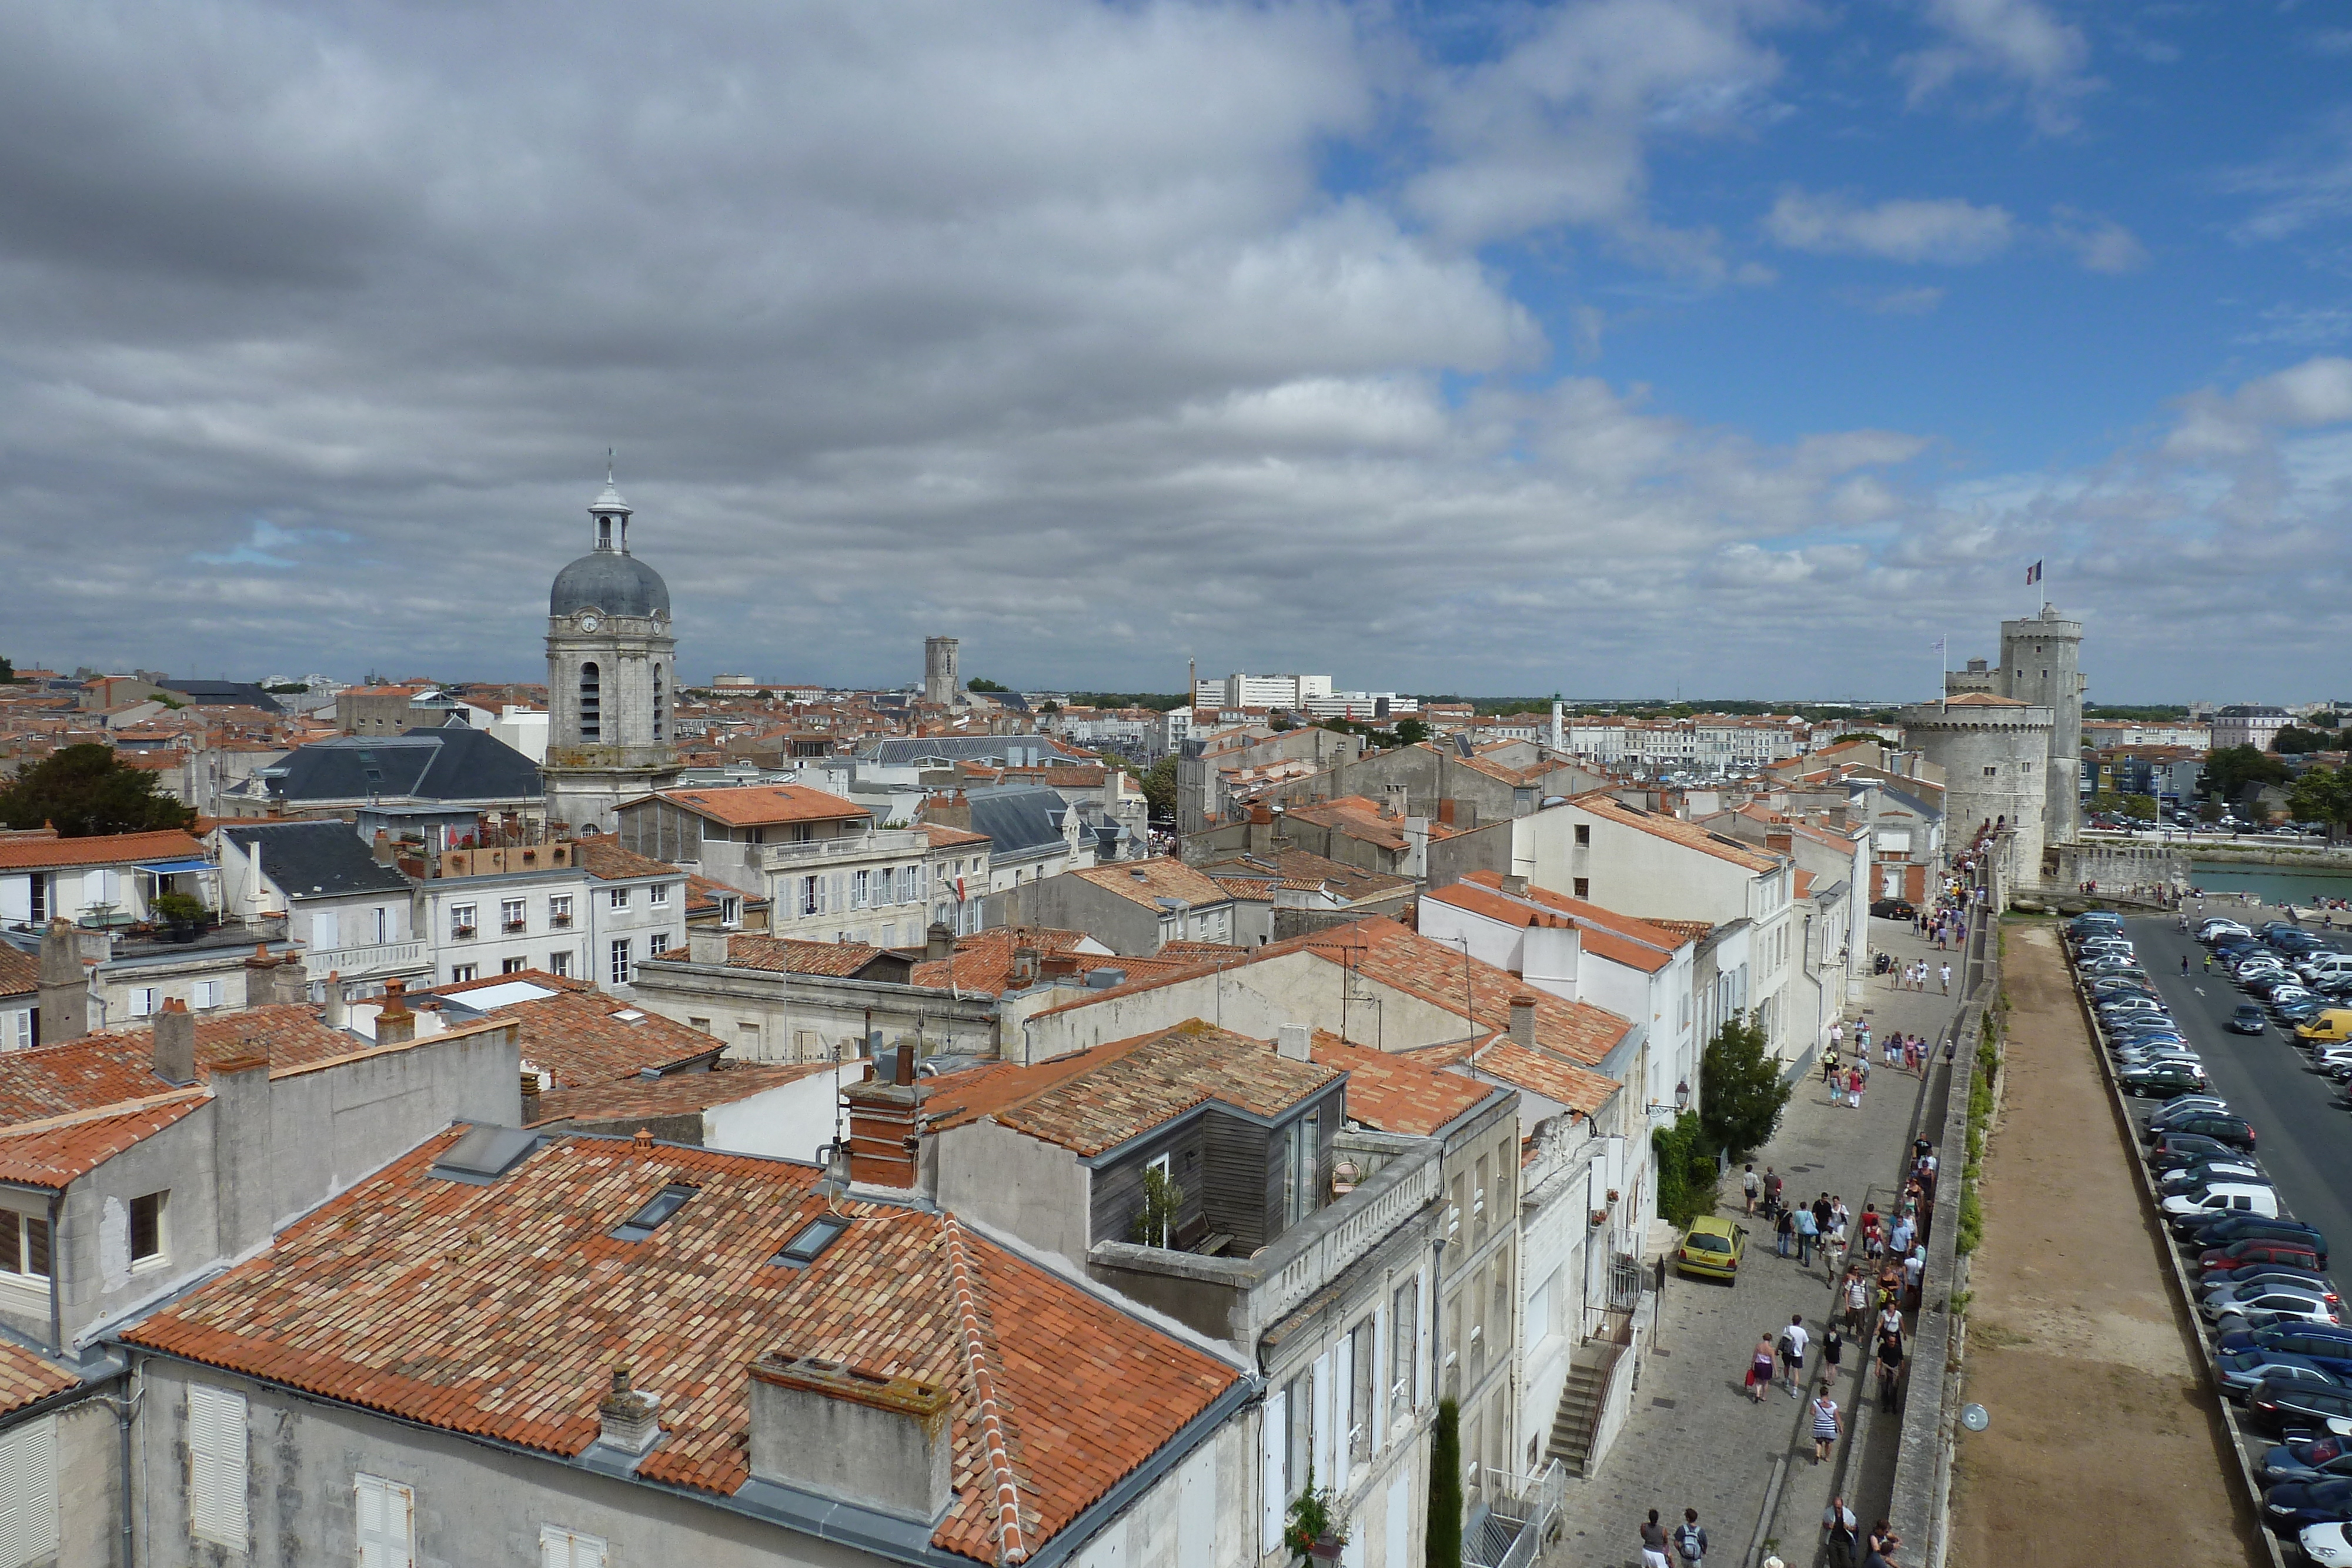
[5,1,2352,703]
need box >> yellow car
[1675,1216,1747,1281]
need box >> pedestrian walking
[1823,1049,1841,1088]
[1749,1335,1776,1403]
[1939,962,1952,994]
[1846,1064,1863,1109]
[1641,1509,1672,1568]
[1795,1203,1817,1266]
[1826,1211,1849,1273]
[1859,1205,1882,1259]
[1672,1510,1709,1568]
[1780,1314,1809,1396]
[1742,1164,1759,1216]
[1875,1330,1905,1412]
[1903,1247,1925,1311]
[1823,1496,1860,1568]
[1810,1386,1841,1462]
[1821,1325,1844,1389]
[1890,1213,1915,1256]
[1776,1206,1795,1258]
[1843,1269,1870,1336]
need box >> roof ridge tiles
[943,1216,1030,1564]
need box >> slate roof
[962,785,1074,860]
[924,1020,1338,1155]
[0,830,208,872]
[265,729,541,805]
[859,736,1091,768]
[157,678,284,714]
[122,1131,1240,1562]
[219,820,410,900]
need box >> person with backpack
[1779,1313,1809,1396]
[1672,1509,1708,1567]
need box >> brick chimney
[152,998,197,1085]
[35,918,88,1045]
[245,943,308,1007]
[374,977,416,1046]
[841,1041,923,1189]
[1766,828,1793,854]
[1508,993,1538,1049]
[595,1366,662,1455]
[921,790,973,832]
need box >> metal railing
[753,828,933,868]
[1464,1461,1565,1568]
[301,940,429,981]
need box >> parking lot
[2072,909,2352,1563]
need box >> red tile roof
[1194,848,1413,904]
[122,1132,1240,1561]
[1411,1038,1620,1116]
[1308,1032,1498,1136]
[529,1061,834,1126]
[924,1020,1337,1155]
[918,823,993,850]
[0,945,32,1000]
[0,1094,209,1187]
[1064,857,1231,910]
[0,1340,77,1416]
[905,930,1206,994]
[721,935,896,978]
[683,874,766,918]
[653,785,868,828]
[0,1006,368,1124]
[0,830,206,872]
[1442,871,1694,975]
[420,985,719,1088]
[1282,795,1460,852]
[573,838,685,884]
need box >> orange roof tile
[1281,795,1460,852]
[925,1020,1337,1155]
[422,982,719,1087]
[1308,1032,1498,1136]
[1441,871,1693,975]
[1568,792,1782,874]
[918,823,993,849]
[530,1061,834,1126]
[0,1095,209,1187]
[572,837,685,884]
[722,935,897,978]
[1064,857,1230,910]
[0,1005,368,1124]
[904,929,1206,994]
[0,945,32,999]
[1194,848,1414,904]
[122,1132,1238,1562]
[0,830,206,872]
[0,1340,77,1416]
[1414,1037,1620,1115]
[653,785,869,828]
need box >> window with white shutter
[188,1385,247,1548]
[354,1473,413,1568]
[0,1414,58,1568]
[540,1524,609,1567]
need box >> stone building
[921,634,959,706]
[543,473,681,833]
[1898,693,2054,886]
[1942,603,2086,847]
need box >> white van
[2161,1183,2280,1222]
[2301,954,2352,982]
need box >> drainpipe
[45,1191,61,1355]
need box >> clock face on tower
[578,613,601,633]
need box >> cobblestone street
[1551,914,1967,1568]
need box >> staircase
[1544,1348,1616,1475]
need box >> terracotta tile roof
[1065,857,1231,910]
[1156,940,1251,962]
[530,1061,834,1126]
[0,830,207,872]
[926,1020,1337,1155]
[1194,848,1413,904]
[433,968,595,997]
[918,823,993,849]
[1412,1038,1620,1115]
[1281,795,1459,852]
[422,984,719,1088]
[654,785,869,828]
[684,874,766,918]
[0,1006,365,1124]
[1646,918,1717,942]
[1795,870,1816,899]
[0,1340,78,1416]
[906,931,1207,994]
[573,838,685,884]
[1942,691,2030,707]
[721,935,895,978]
[0,945,33,999]
[122,1132,1239,1560]
[0,1094,209,1187]
[1308,1032,1496,1136]
[1446,871,1693,975]
[1569,792,1782,874]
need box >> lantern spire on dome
[588,453,633,553]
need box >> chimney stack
[1765,828,1793,854]
[1382,783,1408,821]
[372,830,396,866]
[322,972,348,1029]
[374,977,416,1046]
[35,918,88,1045]
[596,1367,663,1455]
[1276,1024,1312,1061]
[747,1354,953,1525]
[1247,802,1275,856]
[520,1071,542,1123]
[686,927,729,966]
[152,998,197,1085]
[1508,993,1538,1049]
[924,921,954,962]
[1011,945,1041,988]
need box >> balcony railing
[751,828,932,868]
[301,939,429,981]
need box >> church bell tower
[543,467,681,833]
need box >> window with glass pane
[1391,1278,1418,1407]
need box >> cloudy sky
[5,0,2351,701]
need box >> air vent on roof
[1130,868,1148,880]
[612,1183,699,1242]
[771,1214,850,1268]
[429,1125,540,1185]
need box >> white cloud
[2165,357,2352,459]
[2224,112,2352,244]
[1765,190,2015,263]
[1897,0,2095,133]
[1859,286,1947,315]
[2049,207,2147,273]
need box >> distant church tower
[543,469,680,833]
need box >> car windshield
[1688,1233,1729,1252]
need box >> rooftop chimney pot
[1508,993,1538,1049]
[152,997,197,1085]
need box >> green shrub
[1651,1111,1719,1231]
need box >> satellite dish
[1960,1403,1990,1432]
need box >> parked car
[2305,1522,2352,1566]
[2167,1183,2281,1228]
[2149,1112,2257,1152]
[2262,1436,2352,1486]
[1674,1215,1745,1281]
[2264,1476,2352,1534]
[2204,1240,2328,1277]
[2207,1277,2338,1315]
[2128,1066,2210,1099]
[2153,1134,2252,1172]
[2218,1325,2352,1365]
[2224,1352,2345,1402]
[1869,898,1916,920]
[2203,1268,2334,1303]
[2248,1379,2352,1437]
[2166,1159,2268,1194]
[2189,1217,2327,1259]
[2301,1011,2352,1047]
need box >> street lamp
[1675,1079,1692,1113]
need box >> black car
[2145,1113,2257,1153]
[2236,1004,2273,1035]
[1870,898,1916,920]
[2263,1476,2352,1534]
[2124,1065,2208,1099]
[2188,1217,2328,1263]
[2249,1379,2352,1436]
[2154,1134,2251,1171]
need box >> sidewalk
[1549,914,1966,1568]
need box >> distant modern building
[2212,704,2293,754]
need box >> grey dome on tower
[549,551,669,619]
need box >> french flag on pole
[2025,560,2042,586]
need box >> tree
[2290,767,2352,837]
[1130,1166,1184,1248]
[964,677,1008,693]
[0,656,14,684]
[1698,1013,1792,1161]
[1395,717,1432,746]
[2275,726,2333,755]
[2203,745,2288,804]
[1039,700,1061,714]
[0,744,196,837]
[1138,757,1177,821]
[2120,793,2159,823]
[2087,790,2126,818]
[1425,1399,1462,1568]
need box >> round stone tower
[1900,693,2055,888]
[923,636,960,707]
[1999,604,2084,845]
[543,471,681,833]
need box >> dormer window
[611,1183,697,1241]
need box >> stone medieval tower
[543,470,680,833]
[1998,605,2086,846]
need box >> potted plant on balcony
[150,891,207,943]
[1282,1469,1347,1563]
[1130,1166,1184,1250]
